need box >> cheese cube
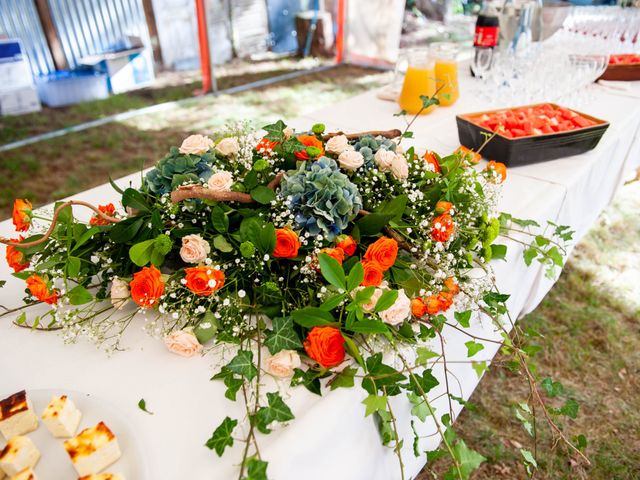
[0,392,38,440]
[10,467,37,480]
[64,422,121,477]
[78,474,124,480]
[0,436,40,476]
[0,465,4,479]
[41,395,82,438]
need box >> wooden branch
[323,129,402,141]
[170,172,284,204]
[0,200,121,248]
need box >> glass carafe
[398,50,437,115]
[431,42,460,106]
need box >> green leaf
[129,239,155,267]
[343,336,365,369]
[290,368,326,395]
[194,312,218,344]
[291,307,336,328]
[109,176,125,194]
[259,223,276,255]
[362,394,387,417]
[416,347,439,365]
[210,207,229,233]
[354,286,375,304]
[560,398,579,419]
[211,367,244,401]
[376,194,408,221]
[356,213,395,236]
[541,377,564,397]
[374,290,398,313]
[520,448,538,468]
[15,312,26,325]
[547,246,564,267]
[71,226,100,252]
[408,392,430,422]
[254,392,295,434]
[205,416,238,456]
[320,293,347,311]
[465,341,485,358]
[346,262,364,291]
[318,253,346,289]
[453,439,486,479]
[349,320,389,334]
[213,235,233,253]
[66,256,81,278]
[263,120,287,142]
[67,285,93,305]
[122,188,150,212]
[535,235,550,246]
[523,247,538,266]
[109,217,143,243]
[250,185,276,205]
[407,369,439,396]
[137,398,153,415]
[226,351,258,381]
[472,361,487,378]
[455,310,471,328]
[330,366,357,390]
[490,244,507,261]
[243,457,268,480]
[264,317,303,354]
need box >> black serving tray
[456,103,610,166]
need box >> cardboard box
[0,39,35,92]
[0,86,41,115]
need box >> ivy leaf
[408,392,429,422]
[243,457,268,480]
[455,310,471,328]
[205,416,238,456]
[520,448,538,468]
[318,253,346,289]
[491,244,507,261]
[254,392,294,434]
[547,246,564,267]
[226,351,258,381]
[407,369,439,396]
[362,394,387,416]
[329,366,357,390]
[523,247,538,266]
[211,367,244,401]
[290,368,327,395]
[415,347,439,365]
[264,317,302,354]
[472,361,487,378]
[262,120,287,142]
[465,341,485,358]
[137,398,153,415]
[67,285,93,305]
[541,377,564,397]
[560,398,579,419]
[452,439,486,479]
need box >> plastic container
[456,103,609,166]
[36,70,108,107]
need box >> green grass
[420,181,640,480]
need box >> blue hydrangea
[280,157,362,240]
[353,135,397,169]
[145,151,213,195]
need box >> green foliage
[243,457,268,480]
[205,416,238,456]
[318,253,346,290]
[254,392,294,434]
[264,317,302,354]
[226,351,258,381]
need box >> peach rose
[179,134,214,155]
[110,277,130,310]
[338,150,364,171]
[325,135,351,155]
[363,237,398,271]
[129,265,165,308]
[266,350,301,378]
[164,329,203,357]
[283,126,294,139]
[207,171,234,192]
[273,229,300,258]
[390,153,409,180]
[379,289,411,326]
[374,149,395,171]
[180,234,211,264]
[215,137,240,157]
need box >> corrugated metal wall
[0,0,55,76]
[47,0,150,69]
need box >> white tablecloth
[1,70,639,480]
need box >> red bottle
[472,4,500,78]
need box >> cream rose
[374,148,395,171]
[283,126,294,139]
[164,329,202,357]
[207,170,234,192]
[215,137,239,157]
[338,150,364,171]
[179,134,214,155]
[325,134,351,155]
[180,234,211,264]
[110,277,129,310]
[352,282,388,313]
[266,350,301,378]
[391,153,409,180]
[379,289,411,325]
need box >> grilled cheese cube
[10,467,37,480]
[0,436,40,476]
[78,474,124,480]
[41,395,82,438]
[64,422,121,477]
[0,392,38,440]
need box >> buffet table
[1,70,639,479]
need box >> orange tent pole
[195,0,212,94]
[335,0,346,64]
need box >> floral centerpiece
[2,111,584,479]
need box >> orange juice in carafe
[398,51,436,115]
[432,43,459,106]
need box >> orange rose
[130,265,165,308]
[319,247,345,265]
[273,229,300,258]
[485,160,507,183]
[455,146,481,164]
[336,235,357,256]
[411,297,427,317]
[431,213,455,243]
[304,326,345,368]
[12,199,32,232]
[444,277,459,295]
[25,274,58,305]
[5,237,29,273]
[294,135,324,160]
[423,295,443,315]
[437,291,454,312]
[184,266,225,296]
[361,260,384,287]
[423,150,441,173]
[89,203,116,226]
[256,137,278,155]
[435,200,453,213]
[363,237,398,271]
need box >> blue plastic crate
[36,70,108,107]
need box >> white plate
[1,389,148,479]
